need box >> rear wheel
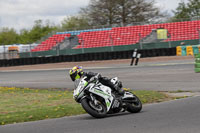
[81,98,107,118]
[126,94,142,113]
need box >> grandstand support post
[29,44,32,57]
[168,38,172,48]
[82,39,85,53]
[56,45,60,56]
[139,33,143,49]
[3,45,6,59]
[110,35,114,51]
[198,29,200,44]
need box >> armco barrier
[176,46,182,56]
[176,44,200,56]
[182,46,187,56]
[193,45,199,55]
[186,46,194,56]
[0,48,176,67]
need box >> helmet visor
[70,73,76,81]
[70,72,81,81]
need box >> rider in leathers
[69,66,125,96]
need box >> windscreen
[74,79,81,88]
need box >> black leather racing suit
[83,72,124,95]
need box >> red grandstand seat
[31,33,71,51]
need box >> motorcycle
[73,75,142,118]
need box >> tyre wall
[176,45,200,56]
[0,47,176,67]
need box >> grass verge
[0,87,179,125]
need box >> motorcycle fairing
[88,82,114,112]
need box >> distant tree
[80,0,165,26]
[116,0,164,24]
[0,19,57,45]
[24,19,57,43]
[28,20,44,42]
[187,0,200,17]
[61,15,90,31]
[80,0,119,25]
[0,28,19,45]
[17,29,31,44]
[172,0,200,21]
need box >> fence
[0,44,36,60]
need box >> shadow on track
[76,111,145,120]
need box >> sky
[0,0,189,32]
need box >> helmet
[69,66,83,81]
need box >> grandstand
[31,34,70,52]
[30,20,200,52]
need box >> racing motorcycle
[73,75,142,118]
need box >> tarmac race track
[0,57,200,133]
[1,96,200,133]
[0,59,199,91]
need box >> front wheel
[81,98,107,118]
[126,94,142,113]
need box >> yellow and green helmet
[69,66,83,81]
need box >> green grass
[0,87,85,125]
[0,87,176,125]
[132,90,171,103]
[168,90,191,93]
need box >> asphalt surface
[1,58,200,133]
[1,96,200,133]
[0,59,198,91]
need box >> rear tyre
[126,94,142,113]
[81,98,107,118]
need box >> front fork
[90,93,99,106]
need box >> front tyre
[127,94,142,113]
[81,98,107,118]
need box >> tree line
[0,0,199,45]
[0,20,57,45]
